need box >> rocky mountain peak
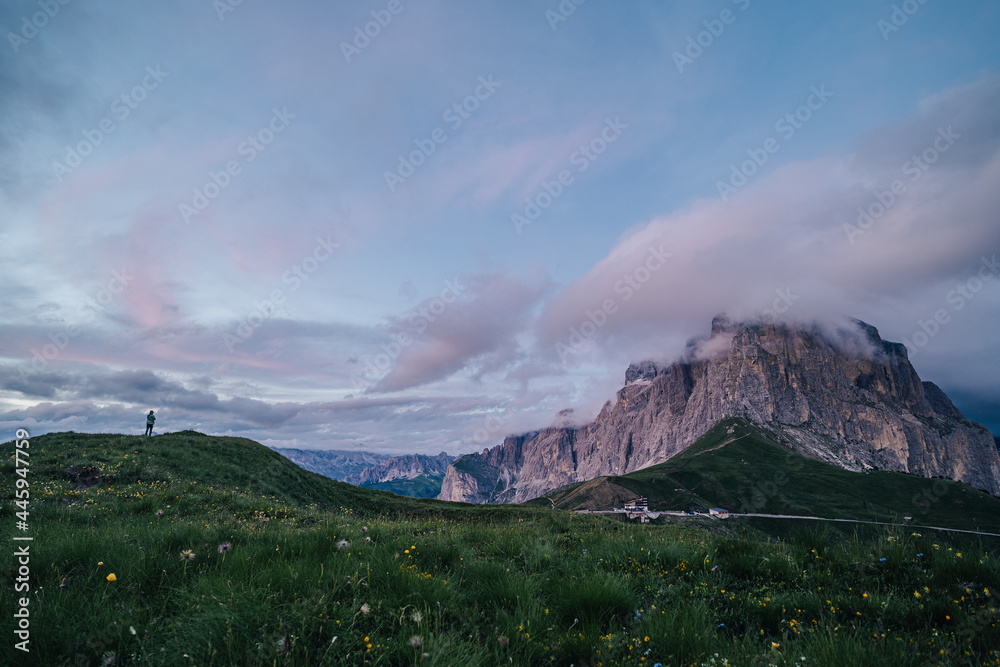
[439,317,1000,504]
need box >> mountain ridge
[271,447,390,482]
[272,447,454,498]
[352,451,454,485]
[439,317,1000,504]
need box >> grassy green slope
[0,430,536,522]
[1,429,998,666]
[543,418,1000,533]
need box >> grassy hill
[1,429,998,666]
[0,430,532,522]
[539,418,1000,534]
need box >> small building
[708,507,729,519]
[624,496,648,511]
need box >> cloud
[368,271,553,393]
[537,73,1000,370]
[0,366,299,427]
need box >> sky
[1,0,998,454]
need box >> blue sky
[1,0,998,453]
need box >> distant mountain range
[440,316,1000,504]
[272,447,454,498]
[270,448,390,482]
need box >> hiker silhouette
[145,410,156,436]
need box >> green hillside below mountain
[539,418,1000,534]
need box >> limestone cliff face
[438,317,1000,503]
[349,452,453,485]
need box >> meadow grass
[2,431,999,666]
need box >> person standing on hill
[145,410,156,436]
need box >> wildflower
[362,526,368,532]
[97,562,104,566]
[772,642,780,649]
[106,573,117,582]
[60,577,67,588]
[411,611,422,623]
[155,510,164,516]
[410,635,423,649]
[360,603,371,615]
[337,539,350,550]
[129,626,136,636]
[879,557,886,562]
[914,591,922,599]
[863,593,868,598]
[217,542,232,554]
[179,549,196,561]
